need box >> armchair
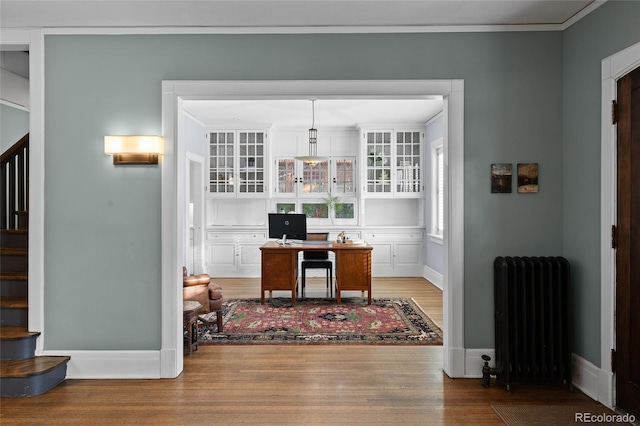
[182,267,224,332]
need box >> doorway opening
[160,80,465,378]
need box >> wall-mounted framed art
[517,163,539,193]
[491,163,512,193]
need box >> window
[431,138,444,240]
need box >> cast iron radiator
[493,256,572,391]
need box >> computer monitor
[268,213,307,242]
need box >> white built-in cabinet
[205,230,268,277]
[205,125,426,278]
[364,229,424,276]
[274,158,330,196]
[361,128,423,197]
[208,130,268,197]
[274,157,356,197]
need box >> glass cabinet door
[333,157,356,195]
[365,131,392,193]
[275,158,296,195]
[238,131,265,194]
[301,160,329,195]
[396,131,421,194]
[209,132,235,194]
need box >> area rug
[492,405,634,426]
[197,297,443,345]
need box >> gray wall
[1,104,28,153]
[41,1,640,365]
[562,1,640,365]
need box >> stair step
[0,326,40,340]
[0,286,27,301]
[0,229,28,249]
[0,248,28,272]
[0,272,28,298]
[0,356,70,378]
[1,356,70,397]
[0,297,28,309]
[0,271,28,281]
[0,327,41,360]
[0,297,28,326]
[0,248,28,255]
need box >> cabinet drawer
[207,231,267,241]
[364,231,423,241]
[236,232,267,241]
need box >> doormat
[198,297,442,345]
[492,405,634,425]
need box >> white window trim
[430,137,444,243]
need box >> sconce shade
[104,135,163,165]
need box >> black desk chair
[300,232,333,297]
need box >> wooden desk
[260,241,372,305]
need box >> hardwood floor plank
[0,278,604,425]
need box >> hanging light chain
[309,99,318,156]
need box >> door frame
[0,29,46,354]
[186,152,205,275]
[161,80,465,378]
[600,41,640,409]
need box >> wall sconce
[104,135,164,165]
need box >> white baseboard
[572,353,615,409]
[462,350,612,407]
[423,265,443,290]
[44,350,164,379]
[571,353,600,401]
[444,346,467,378]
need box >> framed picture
[491,163,512,193]
[517,163,539,193]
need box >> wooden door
[615,65,640,418]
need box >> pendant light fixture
[295,99,329,165]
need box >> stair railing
[1,133,29,230]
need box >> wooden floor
[0,278,607,425]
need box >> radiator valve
[481,354,495,387]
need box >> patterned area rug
[198,297,443,345]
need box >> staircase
[1,134,70,397]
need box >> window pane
[302,203,328,219]
[335,203,354,219]
[437,147,444,235]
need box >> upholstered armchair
[182,267,224,332]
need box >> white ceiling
[1,1,602,128]
[184,98,444,128]
[1,1,600,30]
